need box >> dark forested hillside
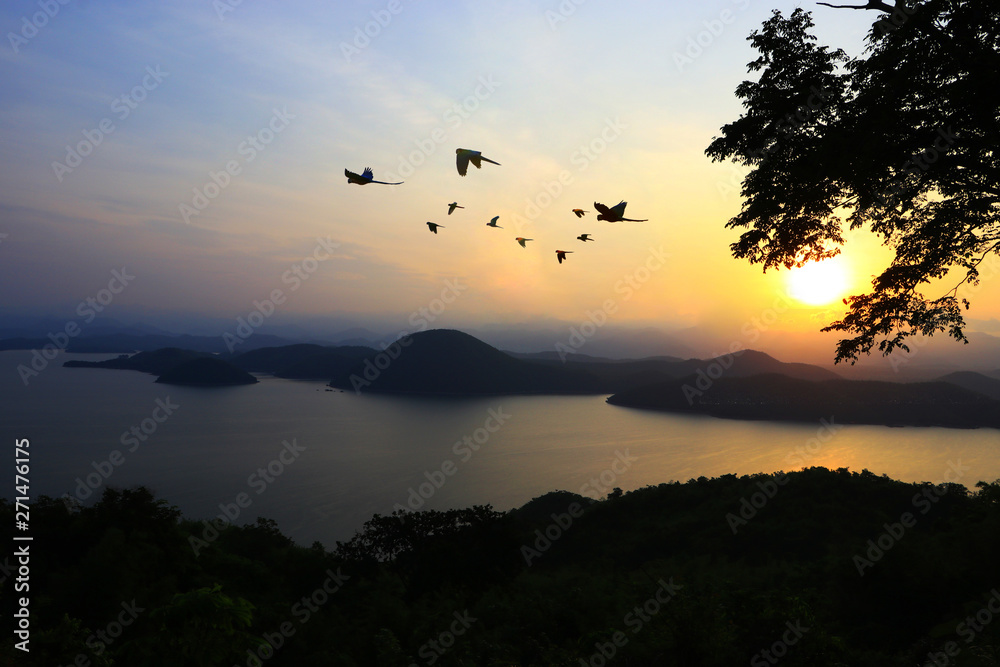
[4,468,1000,666]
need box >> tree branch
[817,1,895,12]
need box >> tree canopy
[706,0,1000,363]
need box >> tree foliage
[706,1,1000,362]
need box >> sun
[786,256,850,306]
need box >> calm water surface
[3,351,998,547]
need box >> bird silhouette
[345,167,402,185]
[516,237,532,248]
[594,201,647,222]
[426,222,444,234]
[456,148,500,177]
[447,202,464,215]
[486,216,503,228]
[555,250,573,264]
[577,234,594,242]
[572,209,588,218]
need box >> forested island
[60,330,1000,428]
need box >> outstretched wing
[610,201,627,217]
[361,167,374,181]
[456,152,470,176]
[593,202,612,217]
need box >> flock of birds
[345,148,648,265]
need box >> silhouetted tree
[706,2,1000,363]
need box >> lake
[3,350,999,548]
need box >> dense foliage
[3,469,1000,665]
[706,2,1000,363]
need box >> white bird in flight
[455,148,501,177]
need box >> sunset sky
[2,0,998,348]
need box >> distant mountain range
[7,316,1000,381]
[54,328,1000,428]
[607,374,1000,429]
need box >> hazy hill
[232,344,376,379]
[63,348,211,375]
[231,344,335,372]
[608,373,1000,428]
[274,347,374,380]
[155,357,258,386]
[55,332,295,354]
[513,348,838,394]
[936,371,1000,400]
[329,329,605,395]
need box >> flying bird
[447,202,464,215]
[555,250,573,264]
[572,209,588,218]
[594,201,648,222]
[455,148,500,177]
[345,167,403,185]
[577,234,594,242]
[426,222,444,234]
[486,216,503,228]
[515,237,532,248]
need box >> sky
[2,0,998,354]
